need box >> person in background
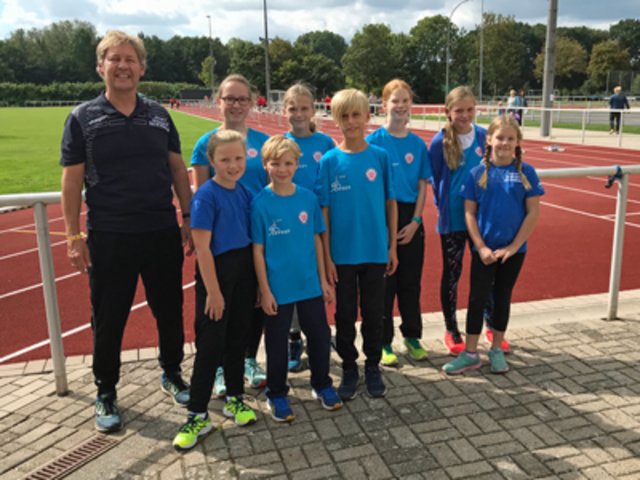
[609,86,630,134]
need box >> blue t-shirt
[460,161,545,253]
[191,179,253,257]
[284,131,335,191]
[191,127,270,196]
[315,144,396,265]
[448,134,484,231]
[251,186,325,305]
[366,126,432,203]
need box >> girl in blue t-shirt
[442,115,544,376]
[191,74,269,398]
[366,79,431,367]
[282,83,336,372]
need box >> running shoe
[160,373,190,407]
[244,358,267,388]
[288,339,304,372]
[442,351,482,375]
[223,396,257,426]
[444,331,465,356]
[266,396,295,423]
[337,367,359,401]
[365,366,387,398]
[95,392,122,433]
[488,347,510,374]
[381,344,399,367]
[404,338,428,360]
[485,329,511,353]
[312,386,343,411]
[214,366,226,398]
[173,414,213,451]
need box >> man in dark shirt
[60,30,193,433]
[609,86,630,134]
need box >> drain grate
[23,434,119,480]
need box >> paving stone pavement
[1,290,640,479]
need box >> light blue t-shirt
[191,179,252,257]
[251,185,325,305]
[315,144,396,265]
[285,131,335,191]
[449,134,484,231]
[366,126,432,203]
[460,161,545,253]
[191,127,270,196]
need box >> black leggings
[439,232,471,334]
[466,252,525,335]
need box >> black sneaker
[337,367,359,401]
[95,392,122,433]
[161,373,190,407]
[365,366,386,398]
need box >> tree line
[0,17,638,104]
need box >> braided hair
[443,86,476,171]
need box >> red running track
[1,106,639,364]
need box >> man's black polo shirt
[60,93,182,233]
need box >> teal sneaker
[442,351,482,375]
[404,338,428,361]
[95,392,122,433]
[223,396,257,426]
[244,358,267,388]
[160,373,190,407]
[173,414,213,451]
[488,347,510,374]
[214,367,226,398]
[381,344,399,366]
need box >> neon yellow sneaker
[404,338,428,361]
[223,396,257,426]
[381,344,399,366]
[173,414,213,451]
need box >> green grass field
[0,107,219,194]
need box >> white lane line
[544,182,640,204]
[0,239,67,261]
[0,214,66,235]
[0,271,82,300]
[542,201,640,228]
[0,281,196,364]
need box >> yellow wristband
[67,233,86,241]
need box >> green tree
[274,49,344,96]
[534,37,587,90]
[587,40,631,89]
[294,30,347,67]
[199,56,215,89]
[228,38,265,92]
[610,19,640,68]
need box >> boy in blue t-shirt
[252,135,342,422]
[173,130,258,452]
[316,89,398,401]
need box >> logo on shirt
[313,151,323,162]
[366,169,377,181]
[505,172,522,184]
[149,115,170,132]
[299,211,308,224]
[268,219,291,237]
[247,148,258,158]
[405,153,414,164]
[331,176,351,193]
[475,146,483,157]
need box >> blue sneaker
[161,373,190,407]
[488,347,510,374]
[364,366,386,398]
[442,351,482,375]
[214,367,226,398]
[312,386,343,411]
[95,392,122,433]
[337,367,359,401]
[266,396,295,423]
[288,339,304,372]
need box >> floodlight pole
[262,0,271,102]
[206,15,215,95]
[541,0,558,137]
[445,0,471,100]
[479,0,484,101]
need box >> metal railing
[1,164,639,395]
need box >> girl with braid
[442,115,544,375]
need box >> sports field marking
[0,239,67,261]
[543,182,640,205]
[0,280,196,364]
[0,271,81,299]
[541,201,640,228]
[0,213,70,235]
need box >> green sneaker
[244,358,267,388]
[381,344,399,366]
[404,338,428,361]
[442,351,482,375]
[488,347,510,374]
[223,396,257,426]
[173,414,213,451]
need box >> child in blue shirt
[367,79,432,367]
[443,114,544,375]
[282,83,336,372]
[191,74,269,396]
[252,135,342,422]
[316,88,398,400]
[173,130,258,451]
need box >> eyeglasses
[220,96,251,106]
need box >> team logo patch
[475,146,483,157]
[299,211,308,224]
[247,148,258,158]
[405,153,414,164]
[313,151,322,162]
[366,169,377,181]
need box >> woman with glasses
[191,73,270,399]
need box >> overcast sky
[1,0,638,42]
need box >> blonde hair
[443,86,476,170]
[261,135,301,165]
[216,74,254,102]
[283,83,317,133]
[207,129,246,163]
[331,89,368,125]
[614,86,622,94]
[381,79,414,102]
[97,30,146,68]
[479,114,531,190]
